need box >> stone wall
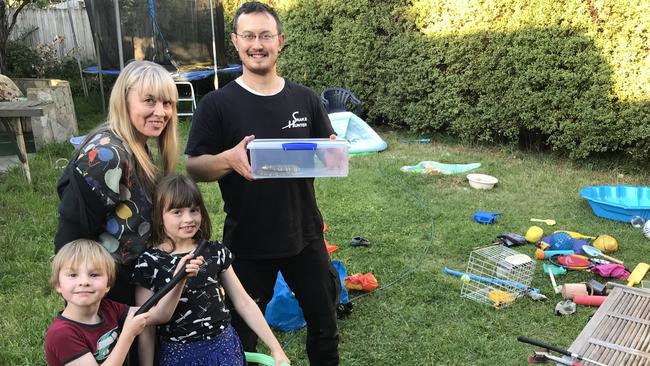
[13,79,78,150]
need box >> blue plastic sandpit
[580,185,650,222]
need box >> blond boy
[45,239,200,365]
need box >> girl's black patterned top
[132,240,233,343]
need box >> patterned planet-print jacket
[55,129,153,266]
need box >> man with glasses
[185,2,340,365]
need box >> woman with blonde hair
[54,60,179,304]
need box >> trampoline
[83,0,239,114]
[82,63,243,116]
[82,64,243,80]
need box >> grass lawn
[1,93,649,365]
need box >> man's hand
[224,135,255,181]
[321,134,347,169]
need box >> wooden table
[0,99,51,184]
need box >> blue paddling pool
[580,185,650,222]
[327,112,387,154]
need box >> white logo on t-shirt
[281,112,308,129]
[95,327,119,360]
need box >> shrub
[224,0,650,161]
[7,29,63,78]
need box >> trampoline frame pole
[67,6,88,97]
[209,0,219,90]
[113,0,124,70]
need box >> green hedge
[224,0,650,161]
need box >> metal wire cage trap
[461,245,535,309]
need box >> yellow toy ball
[593,234,618,253]
[525,226,544,243]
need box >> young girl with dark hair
[132,175,290,366]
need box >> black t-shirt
[185,79,334,259]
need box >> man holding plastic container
[184,2,340,365]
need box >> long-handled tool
[135,239,209,315]
[517,336,608,366]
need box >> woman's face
[127,87,173,142]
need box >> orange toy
[324,239,339,254]
[344,272,378,292]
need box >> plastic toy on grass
[530,218,556,226]
[582,245,624,264]
[400,161,480,175]
[627,263,650,287]
[69,135,86,148]
[245,352,290,366]
[540,232,574,251]
[535,249,574,260]
[466,173,498,189]
[473,211,501,224]
[592,234,618,253]
[554,230,596,240]
[580,185,650,222]
[543,263,566,294]
[525,226,544,243]
[327,111,387,154]
[549,255,592,271]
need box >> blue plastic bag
[264,272,306,332]
[332,260,349,304]
[265,260,349,332]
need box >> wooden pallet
[569,283,650,366]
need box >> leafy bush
[6,39,42,78]
[7,29,63,78]
[7,27,103,96]
[223,0,649,161]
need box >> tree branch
[8,0,32,37]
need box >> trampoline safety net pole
[210,0,219,90]
[113,0,124,70]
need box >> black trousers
[230,241,341,366]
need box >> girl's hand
[271,349,290,366]
[123,308,149,338]
[173,254,204,277]
[185,256,204,278]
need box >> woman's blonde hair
[107,60,179,186]
[50,239,117,289]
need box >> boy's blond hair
[50,239,117,289]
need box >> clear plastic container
[247,138,350,179]
[631,215,645,229]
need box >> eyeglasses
[235,32,279,43]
